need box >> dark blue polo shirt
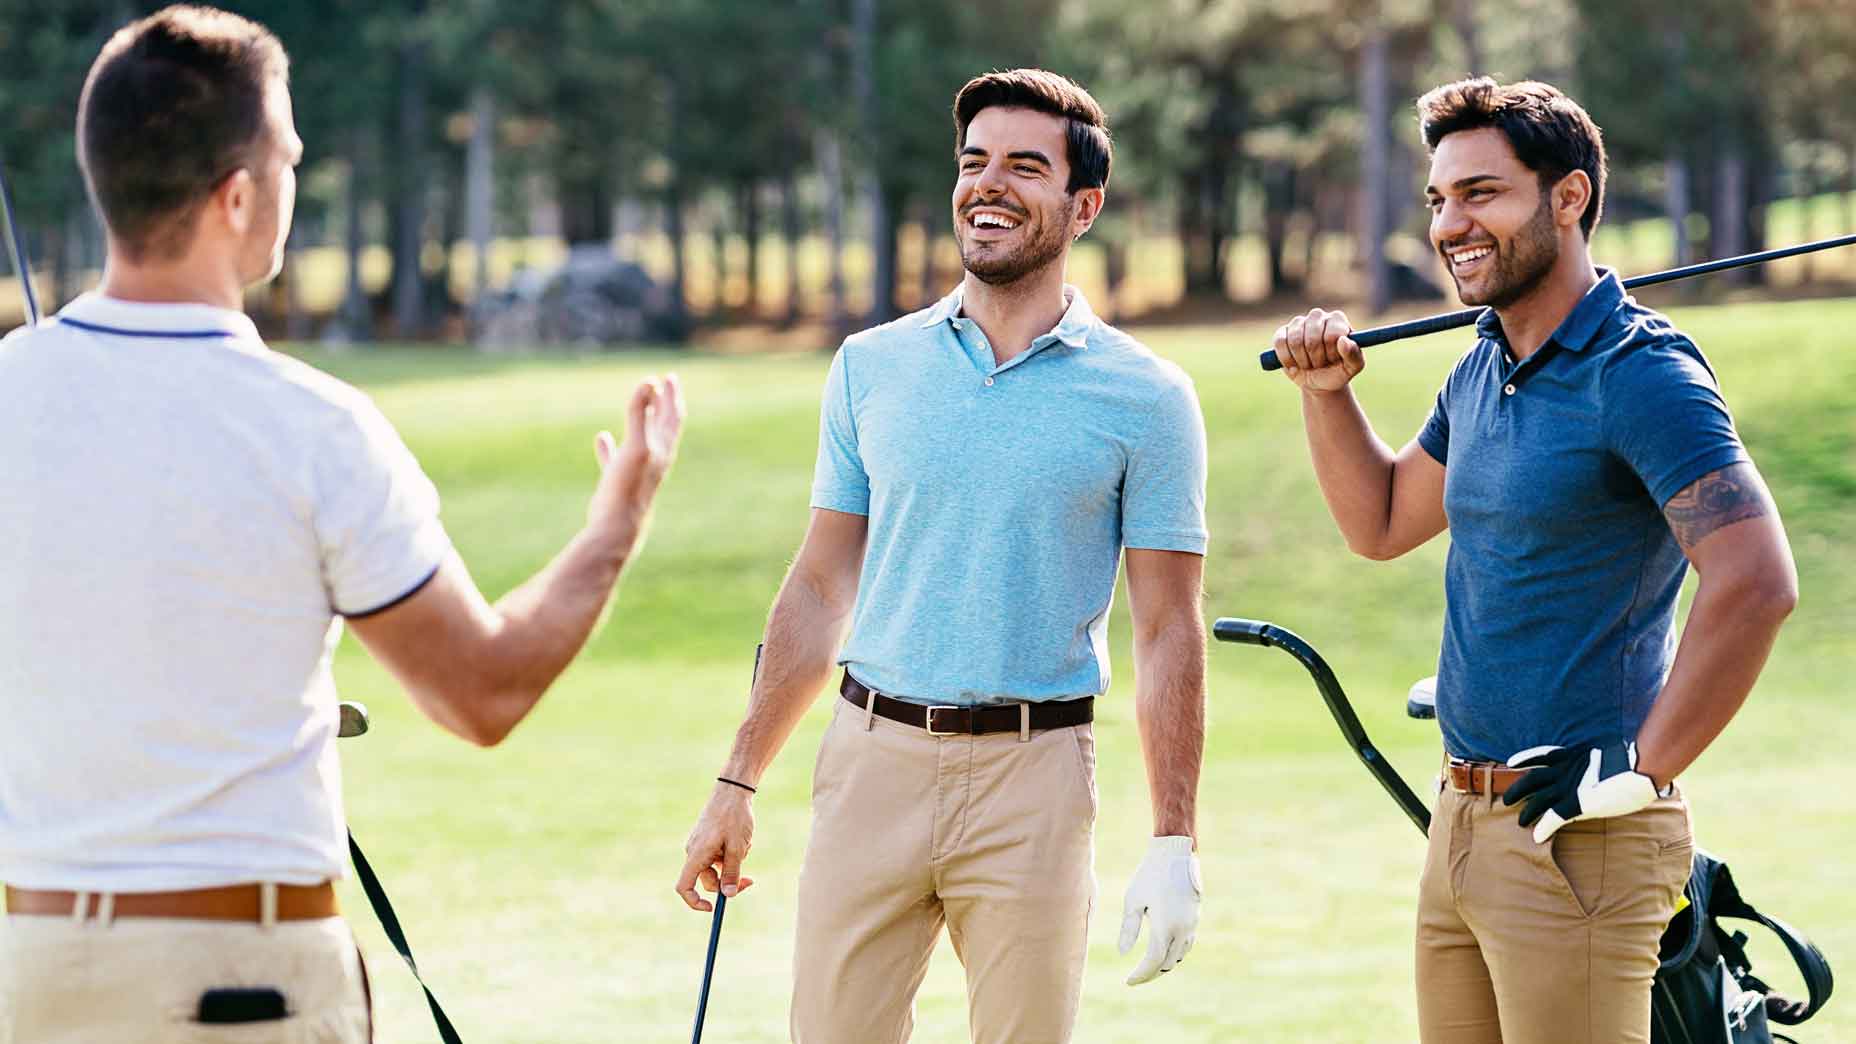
[1417,269,1749,762]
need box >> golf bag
[1652,850,1833,1044]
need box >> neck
[1491,238,1598,360]
[958,259,1070,364]
[99,247,245,313]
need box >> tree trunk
[710,210,728,317]
[918,208,938,308]
[1452,0,1483,74]
[1103,237,1127,322]
[466,86,495,305]
[815,129,847,336]
[739,181,762,319]
[1664,152,1691,267]
[665,188,688,327]
[780,166,803,328]
[852,0,894,323]
[1262,162,1298,295]
[391,21,429,338]
[1360,22,1392,314]
[1713,143,1748,284]
[342,130,371,341]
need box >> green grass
[307,294,1856,1042]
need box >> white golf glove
[1118,835,1201,985]
[1501,741,1663,843]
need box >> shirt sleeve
[809,345,870,516]
[1122,376,1209,554]
[1417,384,1451,465]
[315,398,451,616]
[1601,337,1751,508]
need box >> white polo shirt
[0,293,451,892]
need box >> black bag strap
[349,830,464,1043]
[1732,909,1834,1026]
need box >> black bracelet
[716,776,757,794]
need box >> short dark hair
[77,5,289,260]
[1416,77,1607,239]
[952,69,1112,194]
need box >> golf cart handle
[1210,617,1275,646]
[1212,616,1432,834]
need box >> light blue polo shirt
[812,284,1207,706]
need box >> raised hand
[1270,308,1365,393]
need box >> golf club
[338,700,370,738]
[0,150,39,327]
[690,642,763,1044]
[1258,232,1856,372]
[1212,617,1430,832]
[336,699,464,1043]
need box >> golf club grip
[1257,307,1483,371]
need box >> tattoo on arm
[1663,462,1773,553]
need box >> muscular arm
[1634,462,1798,787]
[1302,389,1449,560]
[1275,309,1447,559]
[1125,548,1207,840]
[348,377,683,746]
[675,508,867,909]
[719,508,869,784]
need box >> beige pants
[790,698,1098,1044]
[0,904,370,1043]
[1415,781,1694,1044]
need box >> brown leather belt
[4,881,338,922]
[840,674,1093,735]
[1447,758,1534,796]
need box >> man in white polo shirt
[0,7,683,1041]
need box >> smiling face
[952,106,1101,286]
[1426,126,1565,309]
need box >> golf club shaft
[0,153,40,327]
[1258,231,1856,371]
[690,893,727,1044]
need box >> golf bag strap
[1721,904,1834,1026]
[349,831,465,1044]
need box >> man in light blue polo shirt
[676,69,1209,1043]
[1269,79,1797,1044]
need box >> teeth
[973,212,1019,230]
[1451,246,1492,266]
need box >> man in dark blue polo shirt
[1268,78,1798,1044]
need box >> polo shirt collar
[919,282,1098,349]
[1472,266,1624,354]
[56,292,261,343]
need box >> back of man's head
[1416,77,1607,239]
[77,4,289,262]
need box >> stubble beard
[959,196,1075,287]
[1455,192,1560,310]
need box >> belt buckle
[925,705,962,736]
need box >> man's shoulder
[1595,300,1717,388]
[838,306,942,356]
[1080,323,1194,393]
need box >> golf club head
[1406,676,1437,720]
[337,701,371,738]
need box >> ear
[211,167,257,237]
[1551,170,1592,232]
[1070,186,1106,240]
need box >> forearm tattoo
[1663,462,1772,552]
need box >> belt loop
[863,688,877,732]
[1482,764,1494,806]
[95,892,116,930]
[260,882,279,931]
[70,890,89,926]
[1018,703,1030,743]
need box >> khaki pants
[1415,781,1694,1044]
[0,906,370,1043]
[791,699,1098,1044]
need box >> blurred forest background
[1,0,1853,344]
